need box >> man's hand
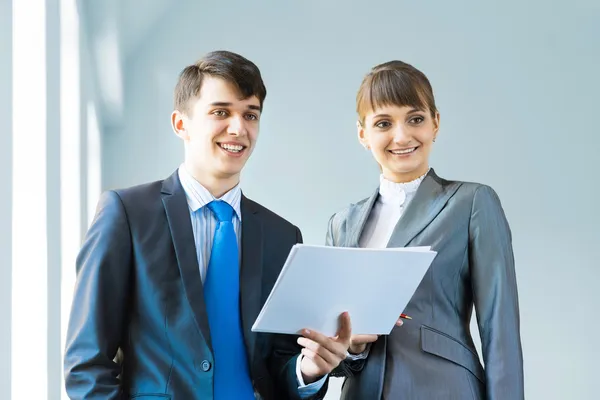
[297,312,352,384]
[349,317,404,354]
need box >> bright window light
[11,0,48,398]
[59,0,81,399]
[86,101,102,228]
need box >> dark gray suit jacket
[63,171,328,400]
[330,169,523,400]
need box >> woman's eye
[410,116,424,124]
[375,121,391,129]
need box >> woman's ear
[432,111,440,138]
[357,120,369,149]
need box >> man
[64,50,351,399]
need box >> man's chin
[214,166,244,181]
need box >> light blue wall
[101,1,599,398]
[0,0,12,398]
[46,1,62,398]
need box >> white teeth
[391,147,417,155]
[220,143,244,152]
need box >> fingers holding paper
[349,316,404,354]
[348,334,378,354]
[297,311,352,383]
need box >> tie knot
[207,200,234,223]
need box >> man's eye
[245,114,258,121]
[213,110,227,117]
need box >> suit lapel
[240,195,264,363]
[344,189,379,248]
[161,171,212,350]
[386,168,462,248]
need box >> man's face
[172,76,261,183]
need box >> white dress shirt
[178,165,242,282]
[359,170,429,248]
[177,165,325,396]
[348,169,429,359]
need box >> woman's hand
[349,318,404,354]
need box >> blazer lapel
[386,168,462,248]
[240,195,264,363]
[161,171,212,350]
[344,189,379,248]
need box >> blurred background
[1,0,598,399]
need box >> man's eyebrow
[209,102,261,112]
[209,102,232,107]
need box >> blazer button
[201,360,211,372]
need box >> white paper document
[252,244,437,337]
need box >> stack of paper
[252,244,437,337]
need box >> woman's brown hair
[356,60,437,125]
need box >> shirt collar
[177,164,242,220]
[378,168,429,205]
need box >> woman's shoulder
[444,175,504,210]
[325,192,377,245]
[329,191,377,224]
[438,172,500,199]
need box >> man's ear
[171,110,189,141]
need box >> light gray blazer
[329,169,524,400]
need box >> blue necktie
[204,200,255,399]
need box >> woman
[328,61,524,399]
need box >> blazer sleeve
[469,185,524,399]
[63,190,133,399]
[269,226,329,400]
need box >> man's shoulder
[98,174,176,216]
[107,179,164,203]
[243,196,298,232]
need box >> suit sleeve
[469,185,524,399]
[269,226,329,400]
[64,191,133,399]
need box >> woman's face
[359,104,439,183]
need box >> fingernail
[304,329,310,335]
